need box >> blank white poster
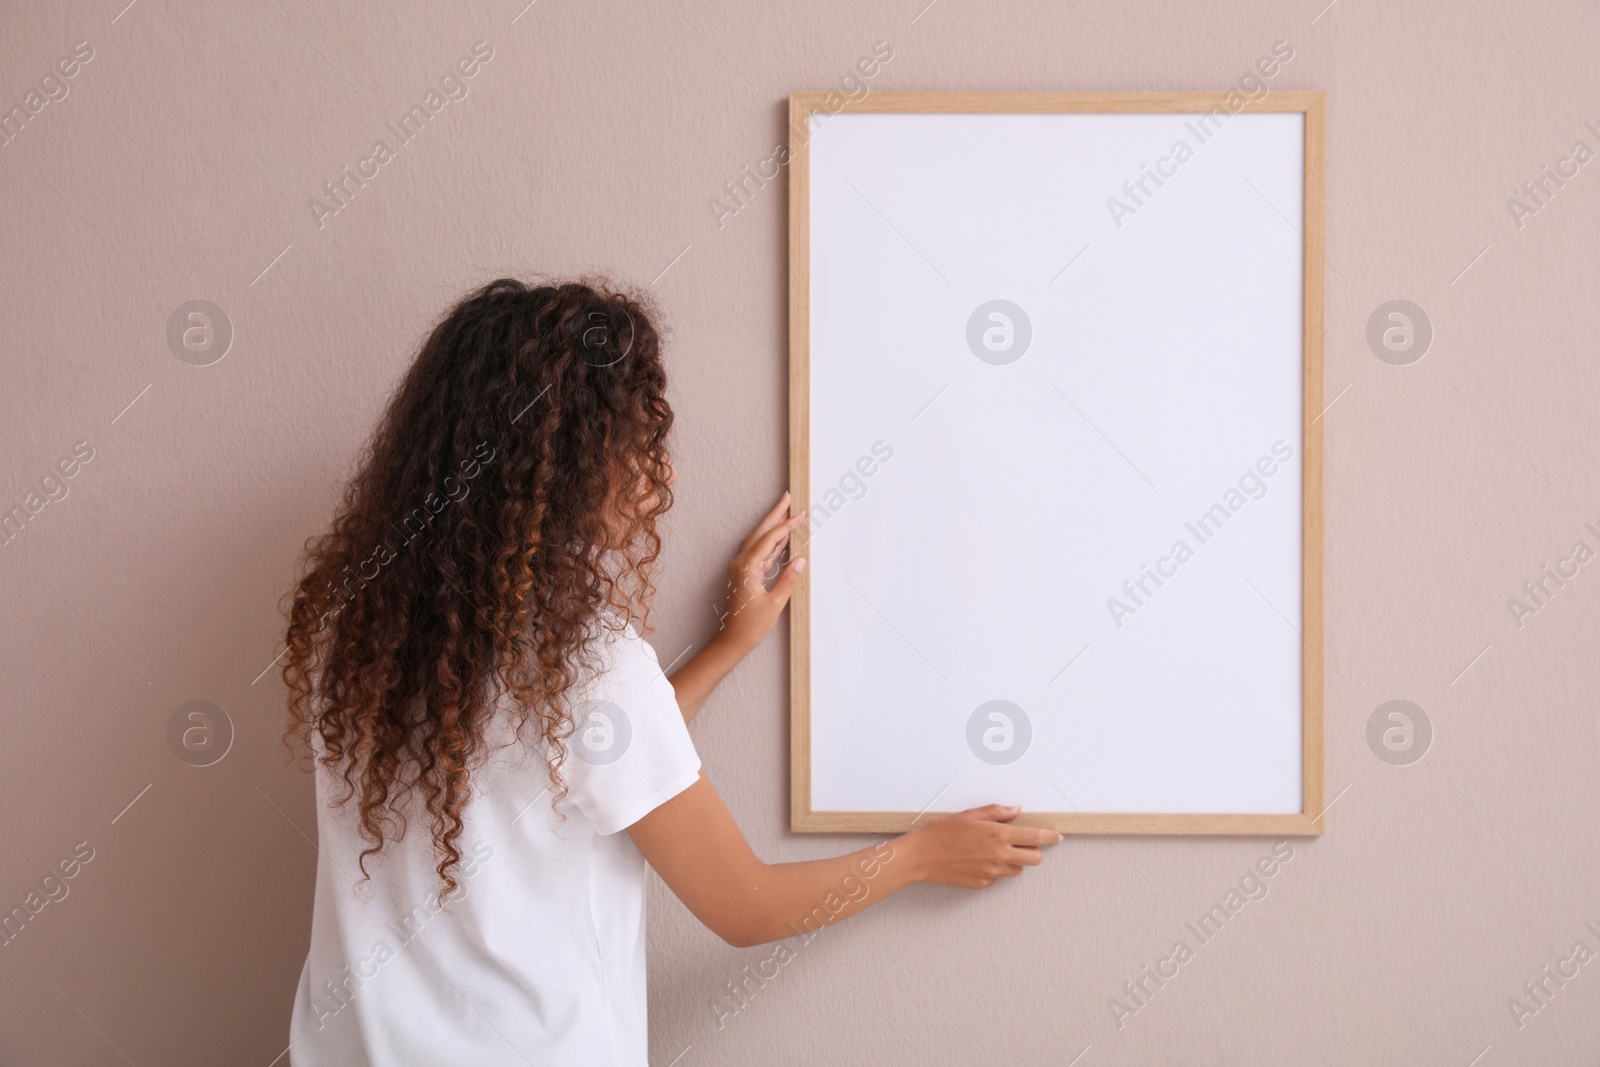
[804,110,1305,818]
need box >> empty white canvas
[805,111,1305,816]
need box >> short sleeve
[560,624,702,835]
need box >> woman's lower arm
[630,776,1059,951]
[667,633,745,722]
[630,776,923,947]
[729,840,923,947]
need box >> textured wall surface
[2,1,1598,1064]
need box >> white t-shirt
[288,617,701,1066]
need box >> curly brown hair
[282,278,674,898]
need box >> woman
[282,278,1060,1065]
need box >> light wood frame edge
[788,89,1326,115]
[795,812,1325,835]
[788,92,815,835]
[1301,92,1327,835]
[787,91,1327,837]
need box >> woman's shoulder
[586,608,663,671]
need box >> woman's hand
[713,491,807,657]
[666,492,806,723]
[899,804,1063,888]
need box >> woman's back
[290,616,700,1066]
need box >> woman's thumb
[777,556,808,595]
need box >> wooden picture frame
[788,91,1325,836]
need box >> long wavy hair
[282,278,673,898]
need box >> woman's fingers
[743,492,791,549]
[770,556,807,601]
[903,806,1063,890]
[967,803,1022,823]
[741,491,793,552]
[733,548,805,618]
[750,512,807,571]
[732,513,805,589]
[1002,825,1062,847]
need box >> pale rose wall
[3,1,1598,1063]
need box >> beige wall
[3,1,1599,1063]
